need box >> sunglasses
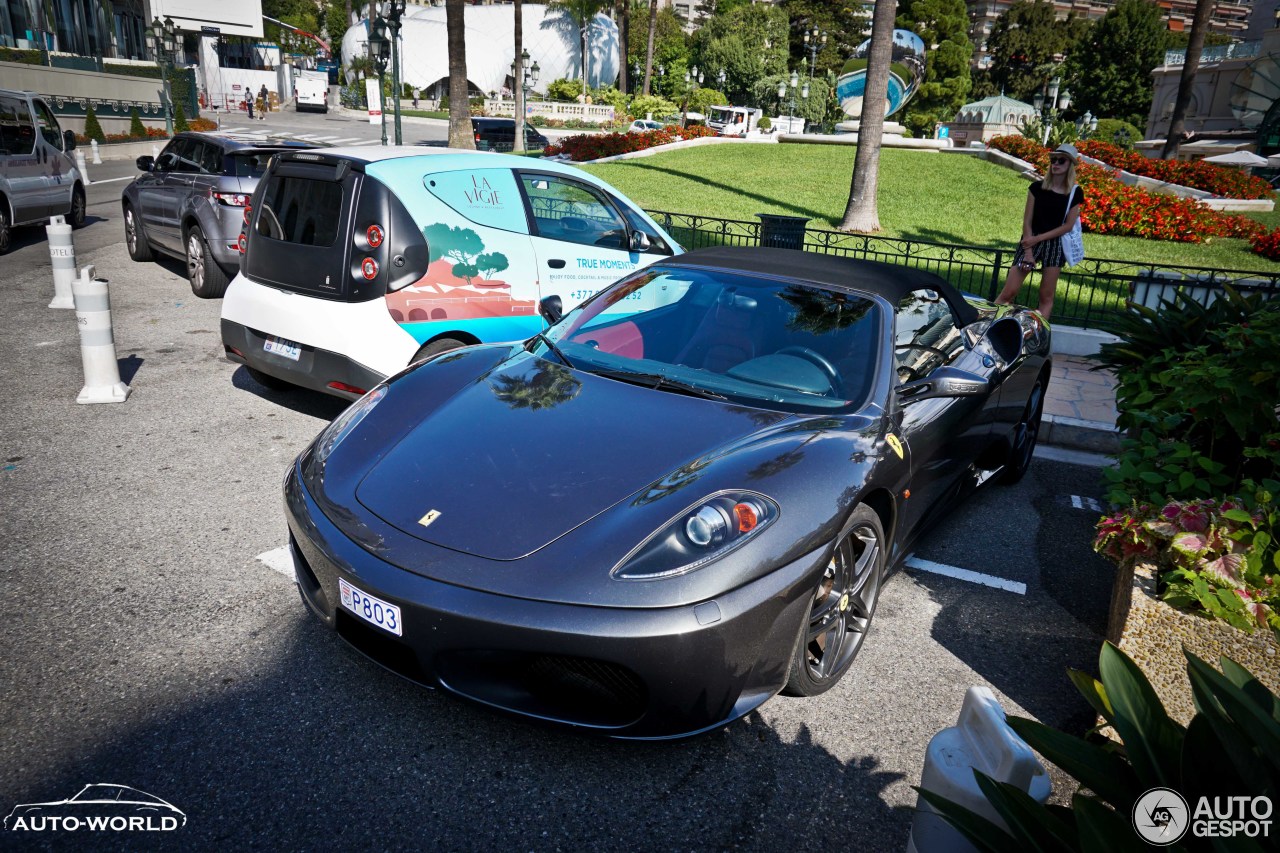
[1049,156,1072,165]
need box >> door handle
[547,259,566,269]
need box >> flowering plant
[1079,139,1274,200]
[543,125,716,161]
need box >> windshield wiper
[589,367,728,401]
[533,332,574,369]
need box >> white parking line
[87,176,133,184]
[347,139,381,146]
[904,556,1027,595]
[257,546,296,582]
[325,137,363,144]
[290,133,322,140]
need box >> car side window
[199,142,223,175]
[0,97,35,155]
[173,139,204,174]
[520,174,628,250]
[154,139,185,172]
[894,289,965,382]
[32,100,62,151]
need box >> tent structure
[1202,150,1268,166]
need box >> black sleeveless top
[1028,184,1083,236]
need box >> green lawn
[581,144,1280,274]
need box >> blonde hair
[1041,156,1078,192]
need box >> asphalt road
[0,196,1117,850]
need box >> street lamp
[787,70,809,122]
[510,49,539,152]
[1075,109,1097,140]
[1032,76,1070,147]
[804,27,827,79]
[717,68,726,93]
[384,0,407,145]
[367,17,391,146]
[682,65,702,127]
[147,16,178,135]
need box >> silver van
[0,88,84,255]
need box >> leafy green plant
[173,101,189,133]
[1092,286,1259,373]
[82,106,105,143]
[545,77,586,102]
[129,108,146,137]
[917,642,1280,852]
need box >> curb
[1041,414,1120,454]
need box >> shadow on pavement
[3,615,914,850]
[118,354,144,385]
[230,365,351,422]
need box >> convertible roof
[669,246,979,326]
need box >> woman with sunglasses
[994,143,1084,319]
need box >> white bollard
[90,139,102,164]
[71,266,131,405]
[906,686,1051,853]
[152,144,159,158]
[74,148,90,184]
[46,215,76,309]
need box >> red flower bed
[987,136,1270,248]
[544,125,717,162]
[1250,228,1280,260]
[1078,139,1273,200]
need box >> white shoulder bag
[1060,185,1084,267]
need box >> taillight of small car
[210,190,250,207]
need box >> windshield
[539,266,882,413]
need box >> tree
[895,0,973,138]
[514,0,525,152]
[627,6,690,99]
[445,0,475,148]
[689,2,788,105]
[982,0,1084,103]
[840,0,896,233]
[1063,0,1166,127]
[1163,0,1213,158]
[643,0,658,95]
[83,106,105,143]
[617,0,632,93]
[780,0,869,79]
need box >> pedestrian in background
[247,93,254,120]
[993,143,1085,319]
[259,84,270,120]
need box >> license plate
[339,578,403,636]
[264,335,301,361]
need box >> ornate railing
[642,209,1280,329]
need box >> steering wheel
[777,346,844,397]
[560,216,590,234]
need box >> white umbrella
[1202,150,1268,167]
[1267,153,1280,168]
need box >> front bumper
[222,318,385,400]
[284,465,824,739]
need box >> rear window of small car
[256,175,342,246]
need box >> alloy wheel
[187,232,205,292]
[802,521,882,683]
[125,210,138,253]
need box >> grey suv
[121,132,317,298]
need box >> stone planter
[1107,561,1280,725]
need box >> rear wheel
[783,505,885,697]
[0,205,10,255]
[247,367,292,391]
[410,337,467,365]
[999,379,1045,485]
[124,204,153,261]
[186,225,230,298]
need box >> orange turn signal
[733,502,758,533]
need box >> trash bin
[756,214,810,251]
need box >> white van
[221,148,682,398]
[707,106,762,137]
[295,74,329,114]
[0,88,85,254]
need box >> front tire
[69,185,86,228]
[783,505,885,697]
[999,379,1044,485]
[187,225,230,298]
[124,204,153,261]
[0,205,10,255]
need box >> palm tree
[839,0,896,233]
[1162,0,1213,159]
[445,0,475,148]
[643,0,658,95]
[618,0,631,94]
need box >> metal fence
[643,209,1280,330]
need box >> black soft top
[668,246,979,327]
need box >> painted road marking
[904,556,1027,595]
[325,137,363,144]
[1070,495,1102,512]
[87,176,134,184]
[257,546,296,581]
[348,139,381,146]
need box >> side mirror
[136,155,155,172]
[897,366,990,404]
[629,230,651,253]
[63,129,77,151]
[538,294,563,325]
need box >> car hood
[354,356,792,561]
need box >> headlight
[309,384,388,470]
[612,491,779,580]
